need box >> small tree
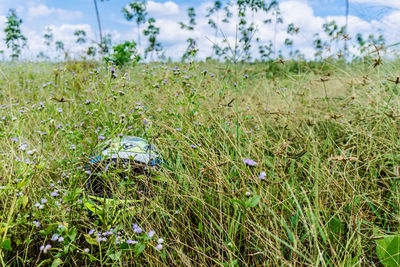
[122,0,147,50]
[74,30,87,44]
[4,9,27,60]
[55,40,67,60]
[179,7,198,61]
[43,27,54,48]
[143,17,163,60]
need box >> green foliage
[376,234,400,267]
[74,30,87,45]
[122,0,148,49]
[4,9,27,60]
[43,27,53,48]
[143,17,163,59]
[104,40,140,66]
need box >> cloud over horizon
[0,0,398,60]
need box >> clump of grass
[0,59,399,265]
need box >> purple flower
[41,198,48,204]
[51,191,59,197]
[40,244,51,253]
[135,227,142,234]
[98,135,105,140]
[104,163,111,172]
[156,244,163,250]
[132,224,138,230]
[243,158,257,166]
[33,221,40,228]
[88,229,95,235]
[244,74,249,79]
[58,236,64,242]
[258,171,266,180]
[85,99,91,105]
[147,230,155,238]
[19,144,28,151]
[126,239,138,245]
[157,238,164,244]
[51,234,59,241]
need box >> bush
[104,41,140,67]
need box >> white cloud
[147,1,180,16]
[27,5,83,20]
[1,0,399,60]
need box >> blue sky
[0,0,398,59]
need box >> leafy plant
[104,41,140,66]
[376,234,400,267]
[4,9,27,60]
[143,17,163,60]
[122,0,148,50]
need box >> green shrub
[104,40,140,67]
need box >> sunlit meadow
[0,57,399,265]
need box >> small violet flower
[243,158,257,166]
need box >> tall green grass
[0,59,399,266]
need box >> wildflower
[27,149,37,155]
[32,221,40,228]
[157,238,164,244]
[57,108,62,114]
[19,144,28,151]
[58,236,64,242]
[258,171,266,180]
[11,137,18,142]
[98,134,105,140]
[85,99,91,105]
[104,163,111,172]
[50,191,59,197]
[135,227,143,234]
[40,244,52,254]
[246,191,251,196]
[84,248,90,253]
[69,145,76,150]
[156,244,163,250]
[147,230,155,238]
[56,124,62,129]
[126,239,138,245]
[51,234,59,241]
[132,224,138,230]
[243,158,257,166]
[244,74,249,79]
[41,198,47,204]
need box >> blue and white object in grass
[89,136,161,166]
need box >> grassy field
[0,59,399,266]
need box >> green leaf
[376,234,400,267]
[231,199,245,209]
[21,195,29,209]
[134,243,146,257]
[84,234,98,246]
[108,251,122,261]
[1,239,11,251]
[51,258,63,267]
[245,195,261,208]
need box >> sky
[0,0,399,60]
